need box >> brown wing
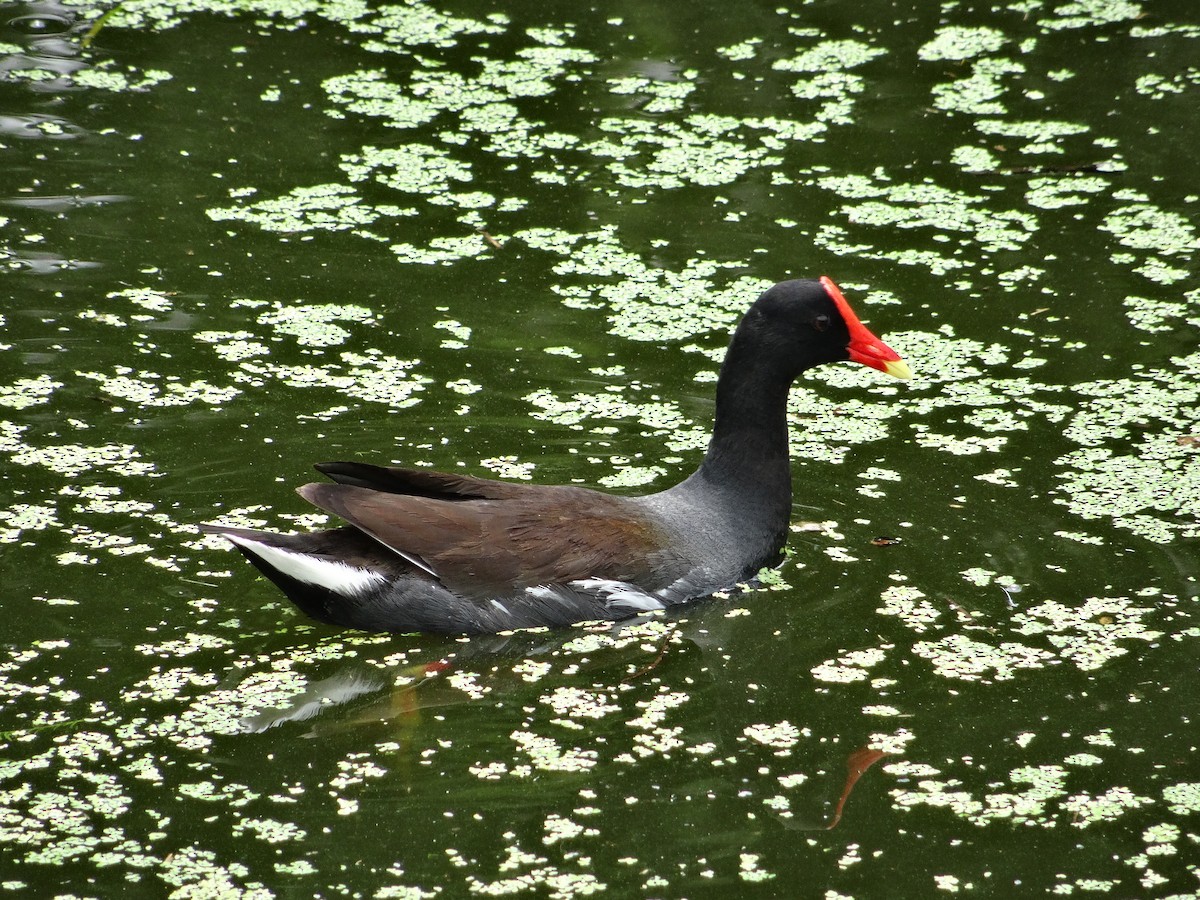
[314,461,538,501]
[297,480,676,599]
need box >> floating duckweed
[107,287,174,312]
[446,671,489,700]
[742,720,804,753]
[1133,257,1190,284]
[511,659,553,683]
[597,466,666,488]
[0,502,60,542]
[914,432,1007,455]
[525,388,692,438]
[342,144,473,195]
[275,860,317,876]
[1013,594,1161,643]
[627,690,689,732]
[607,74,697,115]
[932,58,1024,115]
[918,26,1008,61]
[1122,295,1188,333]
[959,567,1006,587]
[0,374,62,410]
[773,39,886,74]
[913,633,1055,681]
[1100,205,1199,256]
[1061,787,1153,828]
[1141,822,1179,856]
[346,4,506,50]
[863,705,902,717]
[739,853,775,883]
[11,442,155,478]
[323,70,439,129]
[876,585,941,633]
[790,70,866,103]
[976,117,1089,142]
[1039,0,1144,31]
[717,39,762,61]
[258,303,376,347]
[479,456,535,480]
[510,731,598,773]
[1024,175,1108,210]
[71,64,173,92]
[818,174,1036,258]
[156,847,262,895]
[860,467,901,482]
[950,145,1000,173]
[542,813,598,846]
[134,633,232,659]
[1162,783,1200,815]
[337,352,431,407]
[1054,411,1200,542]
[429,191,497,212]
[811,648,888,681]
[391,235,493,265]
[1054,530,1104,545]
[208,183,412,233]
[1135,70,1200,99]
[542,687,621,725]
[195,332,271,362]
[597,122,783,189]
[892,763,1070,827]
[963,408,1028,433]
[80,372,240,408]
[975,468,1019,486]
[434,319,472,343]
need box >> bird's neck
[692,343,796,523]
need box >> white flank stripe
[227,535,387,597]
[572,578,666,613]
[526,579,666,613]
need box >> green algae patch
[909,595,1163,683]
[1038,0,1144,31]
[1053,358,1200,543]
[79,371,241,408]
[0,375,62,410]
[341,144,473,195]
[1101,205,1200,256]
[208,183,416,235]
[932,58,1025,116]
[918,26,1008,61]
[70,63,173,92]
[773,39,886,74]
[1024,174,1109,210]
[813,174,1037,275]
[260,303,372,343]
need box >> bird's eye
[813,314,831,332]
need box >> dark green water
[2,0,1198,896]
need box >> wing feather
[297,481,676,599]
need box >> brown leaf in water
[826,747,891,830]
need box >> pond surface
[2,0,1199,896]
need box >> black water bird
[204,277,911,634]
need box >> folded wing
[299,465,678,600]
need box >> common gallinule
[205,277,910,634]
